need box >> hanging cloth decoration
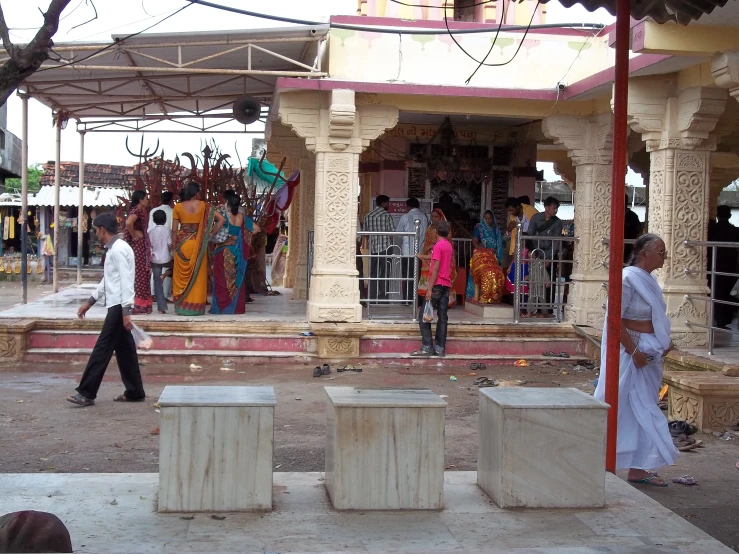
[3,216,9,240]
[8,215,15,239]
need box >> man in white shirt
[395,197,428,301]
[67,213,145,407]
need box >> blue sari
[211,217,253,314]
[466,218,504,299]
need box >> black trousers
[76,305,145,401]
[419,285,450,351]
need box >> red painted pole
[605,0,631,473]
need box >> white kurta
[595,266,680,471]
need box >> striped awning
[537,0,729,24]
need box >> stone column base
[0,319,33,365]
[664,371,739,430]
[311,322,367,359]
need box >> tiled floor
[0,284,550,325]
[0,472,731,553]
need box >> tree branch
[0,0,73,106]
[0,3,15,52]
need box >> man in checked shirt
[363,195,395,303]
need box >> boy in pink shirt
[412,220,452,357]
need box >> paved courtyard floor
[0,471,732,554]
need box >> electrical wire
[444,0,539,74]
[35,3,192,73]
[462,0,507,84]
[183,0,604,35]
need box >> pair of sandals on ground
[66,393,145,407]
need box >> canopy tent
[30,186,124,208]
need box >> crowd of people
[361,193,572,319]
[114,184,270,317]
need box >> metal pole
[412,219,420,322]
[77,131,85,285]
[514,222,522,323]
[604,0,630,474]
[53,116,61,293]
[20,93,29,304]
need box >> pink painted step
[28,331,311,353]
[360,337,584,356]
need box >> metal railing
[358,222,422,321]
[683,240,739,355]
[512,222,578,323]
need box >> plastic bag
[131,324,153,351]
[422,300,434,323]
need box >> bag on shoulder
[210,207,229,244]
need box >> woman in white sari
[595,234,680,487]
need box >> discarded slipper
[542,351,556,357]
[514,359,529,367]
[672,475,698,486]
[410,349,433,357]
[678,439,703,452]
[470,362,488,371]
[322,363,331,375]
[558,352,570,358]
[312,366,322,378]
[669,420,697,437]
[474,377,496,388]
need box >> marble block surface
[158,386,276,513]
[464,300,514,319]
[325,387,447,510]
[478,387,608,509]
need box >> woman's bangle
[630,345,639,356]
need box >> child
[149,209,172,314]
[411,220,453,357]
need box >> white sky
[2,0,635,183]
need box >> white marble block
[158,386,276,512]
[464,300,514,319]
[325,387,447,510]
[478,387,608,509]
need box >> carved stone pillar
[293,157,315,300]
[628,78,729,346]
[269,125,309,292]
[277,89,398,341]
[542,114,614,328]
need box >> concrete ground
[0,471,732,554]
[1,362,738,551]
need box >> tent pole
[20,93,29,304]
[605,0,631,473]
[77,131,85,285]
[53,116,62,293]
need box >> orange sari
[418,208,457,307]
[172,201,215,316]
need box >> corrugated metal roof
[30,186,126,208]
[541,0,730,24]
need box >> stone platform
[0,285,586,366]
[464,300,514,319]
[0,472,730,553]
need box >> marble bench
[478,387,608,509]
[325,386,447,510]
[157,385,276,512]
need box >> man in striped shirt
[363,195,395,302]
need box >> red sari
[124,205,152,314]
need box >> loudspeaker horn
[232,96,262,125]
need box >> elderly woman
[124,190,152,314]
[595,233,679,487]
